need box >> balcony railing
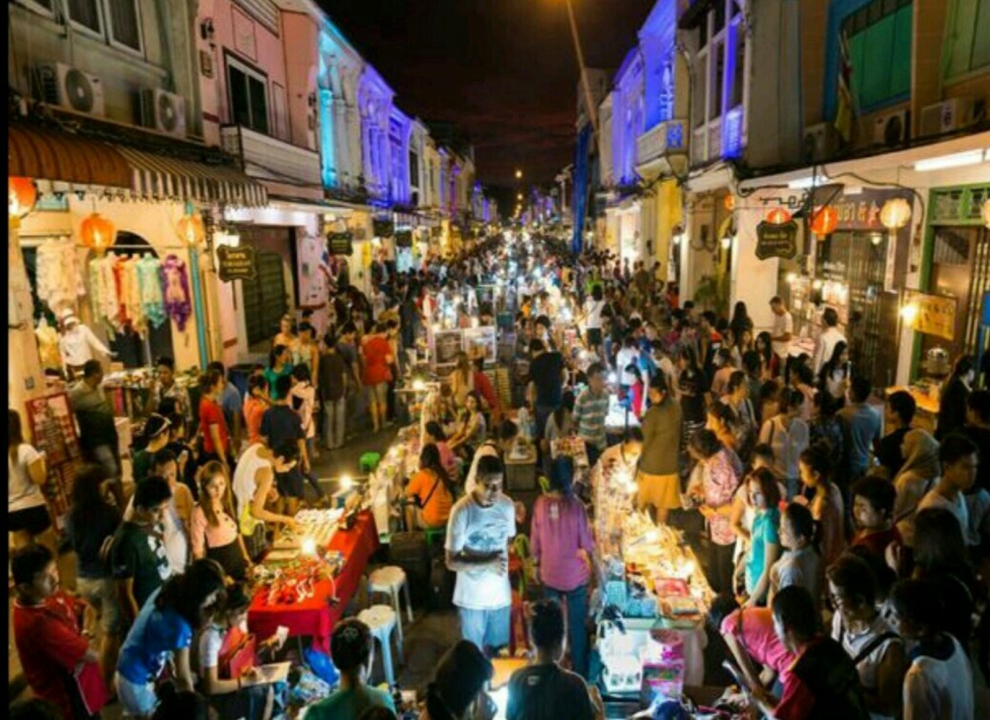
[221,125,321,187]
[635,119,688,172]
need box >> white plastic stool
[368,566,413,646]
[357,605,401,686]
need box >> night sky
[321,0,657,195]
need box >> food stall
[589,454,714,700]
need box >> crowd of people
[9,231,990,720]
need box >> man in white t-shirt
[917,434,979,545]
[769,296,794,364]
[446,454,516,655]
[812,307,846,375]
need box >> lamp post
[563,0,598,140]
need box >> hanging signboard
[432,329,463,368]
[372,219,395,238]
[24,392,83,530]
[216,244,257,282]
[327,232,354,256]
[905,292,956,341]
[755,221,798,260]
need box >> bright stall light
[301,537,317,556]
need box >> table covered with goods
[589,454,724,714]
[247,508,380,653]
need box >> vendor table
[248,510,380,653]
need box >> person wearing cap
[131,414,171,485]
[69,360,124,508]
[58,311,112,379]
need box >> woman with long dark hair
[115,559,226,718]
[264,344,293,402]
[729,301,754,340]
[937,355,974,440]
[190,461,251,582]
[406,443,456,530]
[531,457,596,678]
[755,331,776,378]
[818,341,850,402]
[66,464,123,692]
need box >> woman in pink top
[243,374,270,447]
[424,421,458,482]
[531,456,595,679]
[688,429,743,595]
[190,461,251,582]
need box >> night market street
[7,1,990,720]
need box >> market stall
[590,454,714,698]
[247,510,380,653]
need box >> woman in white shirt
[758,389,810,499]
[887,578,974,720]
[828,554,906,719]
[583,285,607,358]
[8,408,51,549]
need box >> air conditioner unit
[919,98,975,137]
[38,63,105,117]
[802,123,842,163]
[140,88,187,137]
[873,109,909,148]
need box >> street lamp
[515,169,523,180]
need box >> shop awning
[8,124,132,189]
[115,146,268,207]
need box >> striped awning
[8,124,132,189]
[115,146,267,207]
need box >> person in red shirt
[850,476,902,567]
[198,368,231,469]
[13,543,108,720]
[472,357,501,423]
[361,323,395,433]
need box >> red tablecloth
[248,510,380,653]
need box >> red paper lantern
[810,205,838,236]
[765,207,792,225]
[8,177,37,219]
[177,212,206,245]
[80,213,116,253]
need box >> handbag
[219,626,258,680]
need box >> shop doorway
[815,231,900,390]
[921,224,990,364]
[105,232,176,368]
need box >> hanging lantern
[80,213,116,254]
[810,205,838,236]
[981,198,990,229]
[177,211,206,246]
[8,177,37,219]
[765,207,792,225]
[880,198,912,230]
[724,194,737,211]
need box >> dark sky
[320,0,656,191]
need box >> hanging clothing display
[161,254,193,331]
[35,318,62,372]
[136,255,167,328]
[36,237,86,312]
[88,253,121,330]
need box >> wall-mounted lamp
[200,18,215,41]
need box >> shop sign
[755,220,798,260]
[216,244,257,282]
[906,292,956,341]
[395,229,413,248]
[372,219,395,238]
[830,190,911,231]
[327,232,354,256]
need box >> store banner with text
[906,292,956,341]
